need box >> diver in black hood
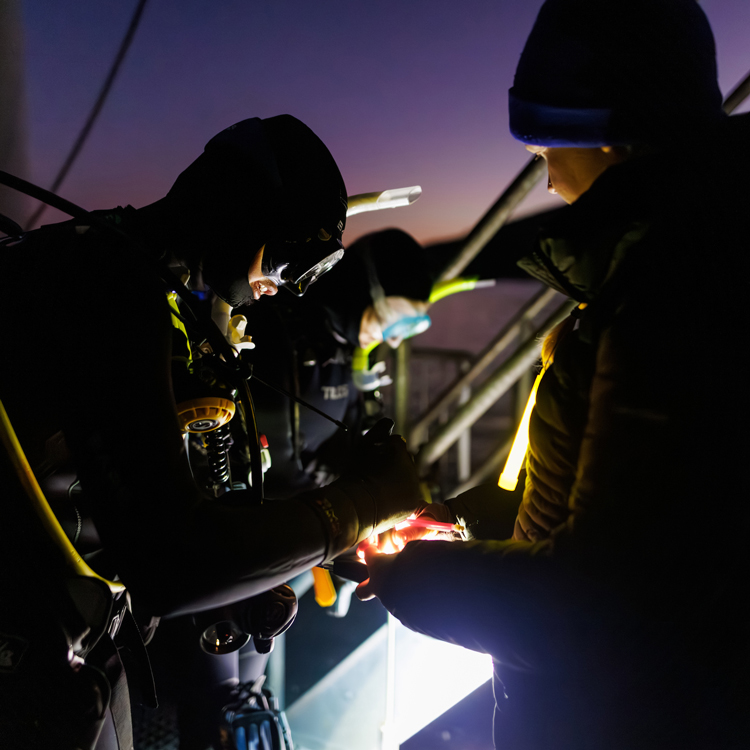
[0,115,425,749]
[131,114,348,305]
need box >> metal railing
[415,297,575,474]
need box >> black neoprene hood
[169,115,348,306]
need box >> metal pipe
[436,156,547,283]
[456,380,472,483]
[393,339,411,439]
[409,286,559,449]
[416,299,575,472]
[723,69,750,114]
[449,434,514,497]
[265,632,286,709]
[0,0,30,223]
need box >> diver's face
[358,297,430,349]
[525,145,627,204]
[359,305,383,349]
[248,245,278,300]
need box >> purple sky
[19,0,750,245]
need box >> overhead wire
[25,0,149,229]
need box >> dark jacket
[374,114,750,749]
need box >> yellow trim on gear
[167,291,191,358]
[0,399,126,594]
[429,277,479,304]
[176,397,236,433]
[312,566,337,607]
[352,340,380,373]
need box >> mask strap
[360,246,390,322]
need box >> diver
[245,227,434,497]
[0,115,425,750]
[145,227,435,749]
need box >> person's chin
[251,278,278,298]
[262,278,279,296]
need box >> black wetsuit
[0,212,343,616]
[243,293,363,498]
[0,211,367,748]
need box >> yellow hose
[0,399,125,594]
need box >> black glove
[304,418,425,559]
[445,482,520,541]
[344,418,425,537]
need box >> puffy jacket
[374,114,750,749]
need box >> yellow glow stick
[312,566,337,607]
[498,370,544,491]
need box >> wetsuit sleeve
[27,233,385,617]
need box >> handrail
[723,69,750,114]
[436,156,547,283]
[408,285,559,450]
[416,299,575,473]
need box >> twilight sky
[18,0,750,245]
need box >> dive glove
[304,418,424,560]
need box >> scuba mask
[262,232,345,297]
[203,234,345,308]
[185,115,348,307]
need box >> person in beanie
[357,2,750,748]
[0,117,425,748]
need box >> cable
[250,371,348,431]
[25,0,149,229]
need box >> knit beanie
[509,0,725,147]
